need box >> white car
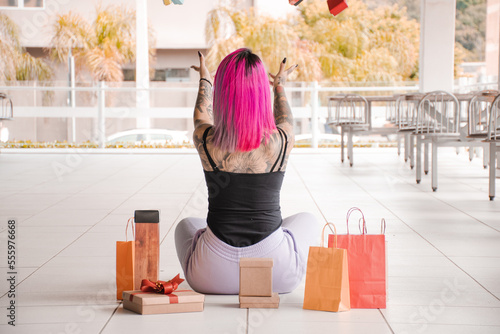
[106,129,190,145]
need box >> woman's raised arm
[192,52,213,130]
[269,58,298,132]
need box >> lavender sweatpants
[174,212,320,295]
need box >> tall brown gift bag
[303,223,350,312]
[116,218,135,300]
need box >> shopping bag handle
[347,207,387,235]
[346,207,366,234]
[321,223,337,248]
[380,218,386,234]
[126,217,135,241]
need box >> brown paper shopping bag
[116,218,135,300]
[303,223,350,312]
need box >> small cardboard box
[240,292,280,309]
[123,290,204,315]
[327,0,348,16]
[239,258,273,297]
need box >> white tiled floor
[0,148,499,333]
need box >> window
[123,69,135,82]
[0,0,44,9]
[152,68,190,82]
[124,68,191,82]
[165,68,190,82]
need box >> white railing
[8,80,496,149]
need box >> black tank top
[202,126,288,247]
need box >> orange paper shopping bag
[303,223,350,312]
[328,208,386,309]
[116,218,135,300]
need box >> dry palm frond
[48,4,156,83]
[0,13,22,83]
[86,45,125,82]
[16,53,54,81]
[1,13,53,84]
[49,11,93,62]
[93,4,136,63]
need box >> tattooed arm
[192,51,213,130]
[269,58,298,160]
[270,58,297,131]
[194,80,213,129]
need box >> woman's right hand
[191,51,212,83]
[269,57,298,89]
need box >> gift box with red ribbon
[123,274,205,315]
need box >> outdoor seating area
[0,149,499,333]
[328,90,500,200]
[1,0,500,333]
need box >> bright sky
[254,0,299,18]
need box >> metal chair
[328,94,369,167]
[469,91,500,200]
[0,93,13,120]
[414,91,489,192]
[396,93,425,169]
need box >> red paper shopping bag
[303,223,350,312]
[328,208,386,308]
[116,218,135,300]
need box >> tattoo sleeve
[194,80,213,128]
[273,85,293,126]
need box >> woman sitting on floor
[174,48,319,294]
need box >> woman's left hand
[191,51,213,82]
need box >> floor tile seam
[290,162,329,224]
[387,322,500,327]
[98,303,121,334]
[159,178,206,246]
[347,154,500,234]
[0,157,121,231]
[360,153,500,233]
[2,154,112,198]
[378,308,396,334]
[0,157,186,299]
[320,154,500,303]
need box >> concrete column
[136,0,151,129]
[419,0,456,92]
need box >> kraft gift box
[239,292,280,309]
[239,258,273,297]
[122,290,204,315]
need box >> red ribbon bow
[140,274,184,295]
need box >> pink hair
[212,48,276,152]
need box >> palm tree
[0,13,53,84]
[49,4,156,82]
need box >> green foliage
[455,0,486,61]
[385,0,486,62]
[296,0,419,82]
[205,0,420,83]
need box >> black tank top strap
[270,128,285,173]
[278,128,288,171]
[202,126,219,172]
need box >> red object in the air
[327,0,348,16]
